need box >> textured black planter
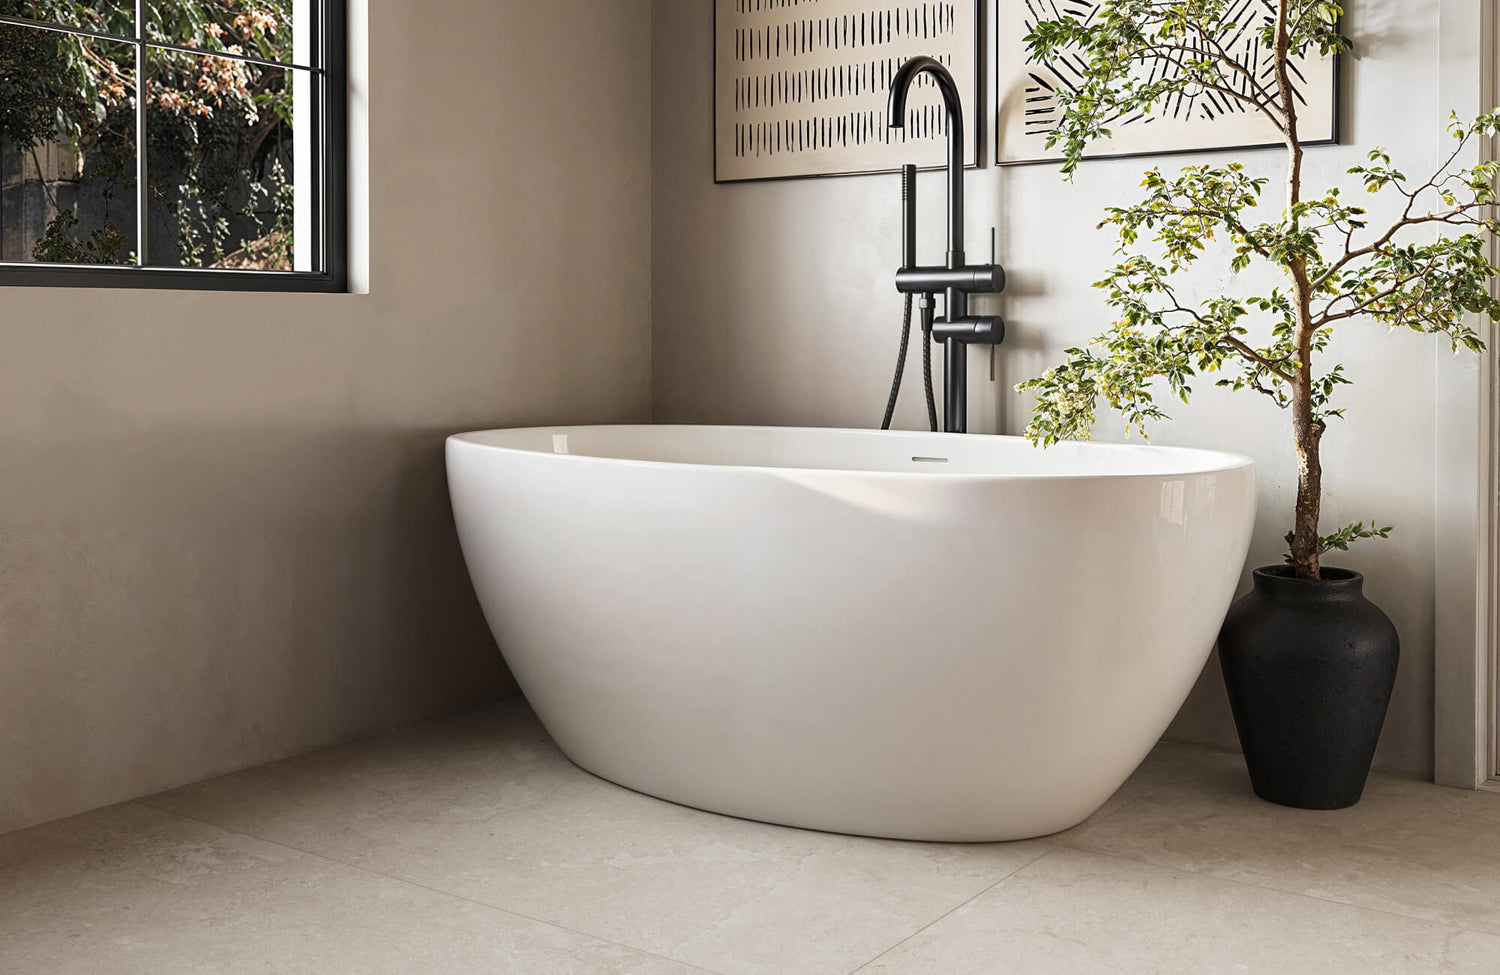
[1218,566,1399,810]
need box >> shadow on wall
[0,419,510,833]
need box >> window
[0,0,345,291]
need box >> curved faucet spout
[886,56,963,131]
[885,56,966,269]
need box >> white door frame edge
[1434,0,1500,790]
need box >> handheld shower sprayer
[882,165,938,432]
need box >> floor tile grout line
[1029,770,1186,850]
[119,752,1177,975]
[1069,786,1157,831]
[128,799,727,975]
[1049,841,1499,938]
[1042,748,1500,940]
[1048,743,1233,838]
[843,847,1059,975]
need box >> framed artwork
[996,0,1339,166]
[715,1,982,182]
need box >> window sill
[0,264,347,294]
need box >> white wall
[0,0,654,835]
[654,0,1461,777]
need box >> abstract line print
[996,0,1337,165]
[715,0,980,181]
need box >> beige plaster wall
[0,0,653,834]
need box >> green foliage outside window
[0,0,297,269]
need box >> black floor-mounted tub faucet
[886,56,1005,434]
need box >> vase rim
[1251,564,1364,588]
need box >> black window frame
[0,0,348,292]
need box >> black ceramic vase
[1217,566,1399,810]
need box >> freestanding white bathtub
[447,425,1255,841]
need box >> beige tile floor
[4,698,1500,974]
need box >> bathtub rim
[447,423,1256,483]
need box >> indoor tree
[1017,0,1500,579]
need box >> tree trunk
[1287,385,1325,579]
[1274,0,1323,580]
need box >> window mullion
[293,0,316,271]
[134,0,148,267]
[0,17,314,75]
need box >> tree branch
[1117,45,1288,133]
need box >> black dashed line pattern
[726,2,962,160]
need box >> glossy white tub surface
[447,425,1256,841]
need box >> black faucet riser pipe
[945,338,967,435]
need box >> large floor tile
[857,848,1500,974]
[144,699,1048,975]
[0,801,704,975]
[1058,746,1500,935]
[1045,740,1225,843]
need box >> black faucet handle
[896,265,1005,295]
[932,315,1005,346]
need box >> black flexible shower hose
[880,293,912,431]
[921,305,937,431]
[880,293,938,432]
